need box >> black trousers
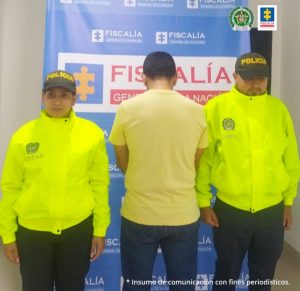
[16,215,93,291]
[212,199,284,291]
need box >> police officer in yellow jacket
[0,70,110,291]
[196,53,300,291]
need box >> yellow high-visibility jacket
[0,110,110,244]
[196,86,300,212]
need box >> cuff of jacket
[93,225,109,237]
[283,197,294,206]
[197,196,212,208]
[2,233,16,244]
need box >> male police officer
[196,52,300,291]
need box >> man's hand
[4,242,20,264]
[200,207,219,227]
[283,206,292,230]
[90,236,105,262]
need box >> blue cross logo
[187,0,198,9]
[156,32,168,44]
[92,30,104,42]
[125,0,136,7]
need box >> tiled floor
[0,242,299,290]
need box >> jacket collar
[231,86,268,101]
[40,109,76,126]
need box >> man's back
[110,89,207,225]
[110,51,207,290]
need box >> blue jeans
[121,217,200,291]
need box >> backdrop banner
[44,1,250,290]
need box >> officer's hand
[283,206,292,230]
[200,207,219,227]
[90,236,105,262]
[4,242,20,264]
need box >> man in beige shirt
[109,51,208,291]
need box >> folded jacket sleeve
[0,137,25,244]
[89,130,110,237]
[281,106,300,206]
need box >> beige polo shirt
[109,89,208,225]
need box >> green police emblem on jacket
[26,143,40,154]
[222,118,235,130]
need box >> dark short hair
[143,51,176,79]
